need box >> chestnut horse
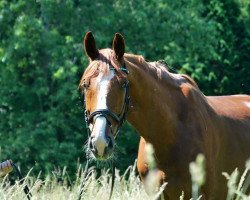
[79,32,250,200]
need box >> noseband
[84,64,130,138]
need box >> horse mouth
[87,146,115,161]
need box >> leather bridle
[84,65,130,139]
[78,62,130,200]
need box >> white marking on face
[91,116,108,156]
[91,70,115,156]
[96,70,115,109]
[244,102,250,108]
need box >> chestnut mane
[80,50,198,91]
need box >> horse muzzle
[88,116,114,159]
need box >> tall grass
[0,162,150,200]
[0,155,249,199]
[189,155,250,200]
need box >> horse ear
[84,31,99,60]
[112,33,125,60]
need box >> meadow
[1,154,249,200]
[1,163,150,200]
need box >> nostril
[91,148,97,154]
[107,137,113,149]
[89,137,95,150]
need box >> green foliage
[0,0,86,175]
[0,0,249,177]
[199,0,250,94]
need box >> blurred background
[0,0,249,179]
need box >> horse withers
[79,32,250,199]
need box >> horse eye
[82,78,90,89]
[83,82,89,89]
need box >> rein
[78,62,130,200]
[0,160,32,200]
[12,163,32,200]
[86,79,130,138]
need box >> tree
[0,0,248,177]
[199,0,250,94]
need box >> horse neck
[125,55,185,145]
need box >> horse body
[81,32,250,200]
[124,54,250,199]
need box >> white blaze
[96,70,115,109]
[91,70,115,156]
[91,116,108,156]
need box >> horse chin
[87,148,115,162]
[95,155,111,161]
[95,151,114,161]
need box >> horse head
[80,32,130,160]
